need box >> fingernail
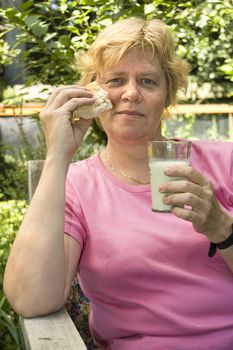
[164,167,170,175]
[159,186,164,193]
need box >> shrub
[0,200,28,350]
[0,148,28,201]
[0,114,47,201]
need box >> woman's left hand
[159,165,232,243]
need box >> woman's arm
[3,86,95,317]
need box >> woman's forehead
[98,48,163,76]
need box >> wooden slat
[0,103,233,117]
[229,114,233,139]
[20,307,87,350]
[0,104,43,116]
[27,160,45,201]
[169,104,233,114]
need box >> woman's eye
[107,78,123,85]
[141,78,156,86]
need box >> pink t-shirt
[64,140,233,350]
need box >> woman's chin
[112,129,151,144]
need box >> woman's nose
[121,81,142,102]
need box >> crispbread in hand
[71,81,112,124]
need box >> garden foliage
[0,200,27,350]
[0,0,232,97]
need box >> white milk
[149,159,188,212]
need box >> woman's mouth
[117,110,144,117]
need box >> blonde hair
[77,17,190,107]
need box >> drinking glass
[148,140,191,212]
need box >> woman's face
[97,48,167,145]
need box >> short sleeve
[64,166,87,250]
[190,140,233,213]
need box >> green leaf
[98,18,113,27]
[19,1,34,12]
[219,64,233,75]
[32,22,49,37]
[24,14,40,28]
[144,3,155,15]
[0,309,19,345]
[24,15,49,37]
[60,4,68,13]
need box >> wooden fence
[1,103,233,139]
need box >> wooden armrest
[20,306,87,350]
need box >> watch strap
[208,224,233,257]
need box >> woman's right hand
[40,85,95,161]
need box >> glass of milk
[148,140,191,212]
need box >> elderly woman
[4,17,233,350]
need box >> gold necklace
[103,151,150,185]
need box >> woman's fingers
[40,93,96,129]
[73,118,93,147]
[171,206,196,223]
[39,85,97,158]
[159,165,214,213]
[159,165,226,237]
[163,191,203,211]
[45,87,94,111]
[44,85,91,108]
[164,165,208,186]
[56,96,96,117]
[160,179,208,200]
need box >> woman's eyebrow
[104,71,125,77]
[138,71,162,78]
[105,71,161,77]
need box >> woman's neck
[101,141,150,185]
